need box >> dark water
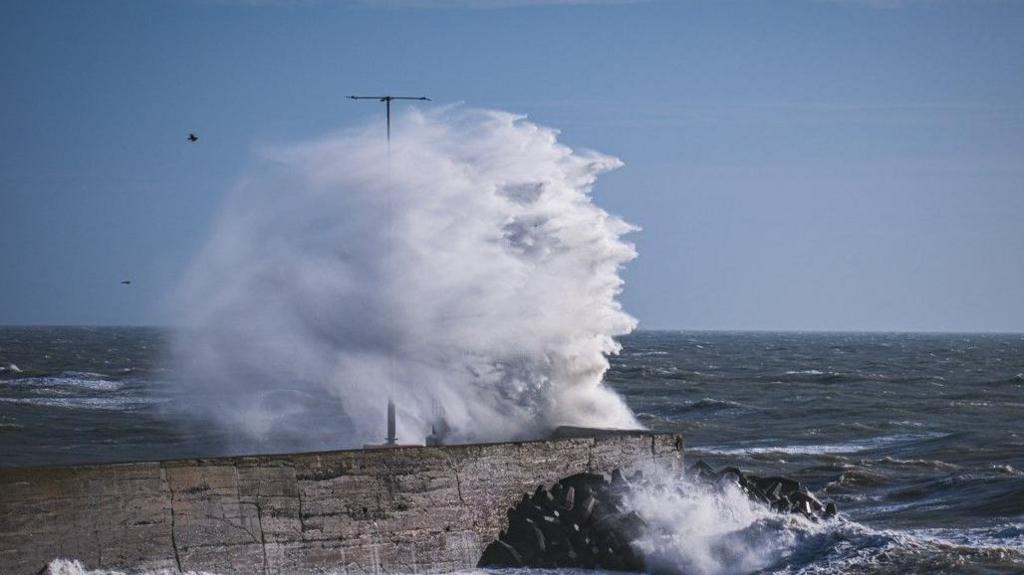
[611,331,1024,530]
[610,331,1024,574]
[2,327,1023,573]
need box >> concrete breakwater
[0,432,683,575]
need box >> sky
[1,0,1022,332]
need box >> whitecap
[869,456,960,471]
[991,464,1023,476]
[949,400,992,407]
[62,371,110,380]
[10,376,123,392]
[0,397,150,411]
[696,433,949,457]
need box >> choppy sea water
[2,328,1023,574]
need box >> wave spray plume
[172,107,641,451]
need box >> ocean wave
[629,473,826,575]
[172,108,642,449]
[696,433,949,457]
[0,396,149,411]
[764,520,1024,574]
[888,420,924,428]
[990,464,1024,476]
[61,371,110,379]
[823,468,890,490]
[657,398,747,418]
[838,422,878,432]
[2,374,124,392]
[911,523,1024,549]
[866,456,961,472]
[949,399,996,408]
[779,370,856,383]
[507,476,1022,575]
[768,524,1024,574]
[690,398,746,410]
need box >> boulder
[688,460,716,481]
[825,502,838,518]
[576,493,599,524]
[755,476,801,496]
[532,485,555,507]
[593,511,647,543]
[477,540,523,568]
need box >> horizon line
[1,324,1021,336]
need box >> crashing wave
[172,107,640,450]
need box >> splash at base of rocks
[479,461,837,571]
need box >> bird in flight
[121,280,132,285]
[187,133,198,143]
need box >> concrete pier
[0,432,683,574]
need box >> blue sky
[2,0,1022,331]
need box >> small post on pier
[386,398,397,446]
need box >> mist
[171,107,641,451]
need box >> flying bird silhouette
[121,280,132,285]
[187,133,198,143]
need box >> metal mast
[348,95,431,145]
[349,96,429,445]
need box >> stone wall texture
[0,432,683,574]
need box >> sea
[2,327,1023,574]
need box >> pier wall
[0,432,683,574]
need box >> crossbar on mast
[349,95,431,143]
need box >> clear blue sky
[2,0,1022,331]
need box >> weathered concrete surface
[0,432,683,574]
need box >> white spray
[627,466,819,575]
[172,107,640,450]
